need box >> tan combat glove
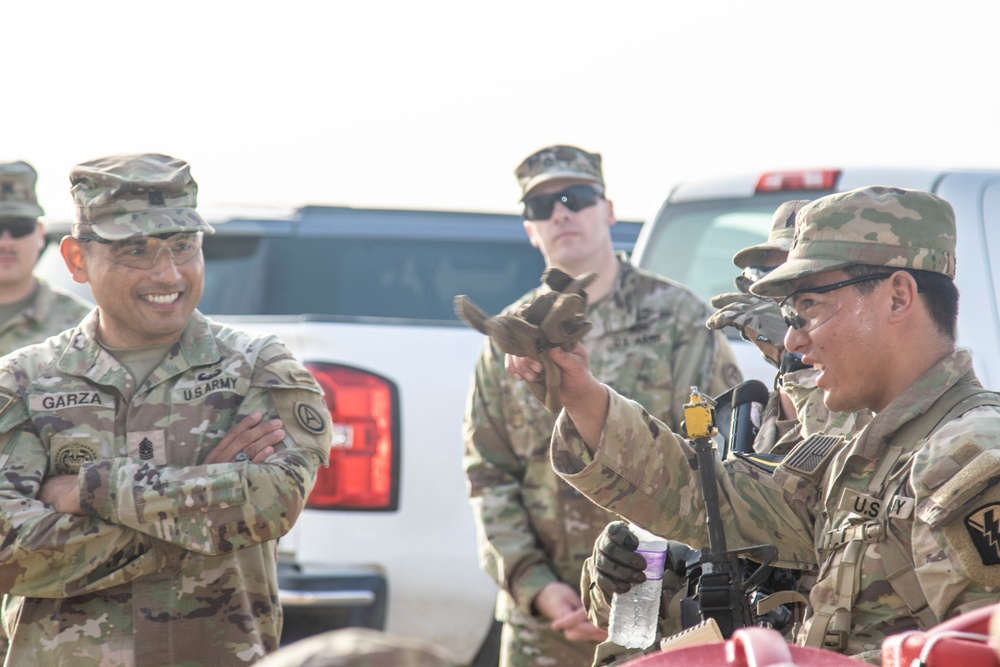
[707,291,788,368]
[454,269,596,412]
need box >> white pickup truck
[631,168,1000,388]
[37,205,642,664]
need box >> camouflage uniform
[464,260,740,666]
[0,278,92,356]
[0,153,333,666]
[552,187,1000,664]
[0,308,331,666]
[0,160,91,357]
[0,161,93,660]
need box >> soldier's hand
[593,521,648,595]
[204,412,285,465]
[38,475,83,515]
[550,607,609,643]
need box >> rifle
[680,387,780,638]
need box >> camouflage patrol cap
[0,161,45,220]
[70,153,214,240]
[751,186,956,298]
[254,628,458,667]
[732,199,811,269]
[515,145,604,201]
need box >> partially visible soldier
[0,161,92,355]
[582,200,872,665]
[516,186,1000,664]
[707,199,871,453]
[0,160,93,661]
[463,145,741,667]
[0,153,332,666]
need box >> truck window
[200,235,546,322]
[637,199,784,304]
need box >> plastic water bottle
[607,525,668,649]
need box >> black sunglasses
[523,185,604,221]
[0,219,38,239]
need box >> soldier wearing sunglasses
[0,162,92,357]
[514,185,1000,662]
[463,145,741,667]
[0,163,95,661]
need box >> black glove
[593,521,648,596]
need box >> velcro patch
[734,451,783,472]
[52,439,100,475]
[295,401,327,435]
[127,430,166,466]
[29,391,111,412]
[289,370,316,385]
[0,392,11,419]
[887,495,915,520]
[964,503,1000,565]
[838,489,883,519]
[781,434,843,476]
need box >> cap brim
[520,173,603,201]
[732,244,789,270]
[0,203,44,220]
[749,257,853,297]
[79,207,215,240]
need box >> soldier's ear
[59,236,90,285]
[887,270,919,321]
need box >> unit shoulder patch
[295,401,328,435]
[964,502,1000,566]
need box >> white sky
[5,0,998,223]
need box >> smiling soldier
[0,153,331,667]
[508,186,1000,664]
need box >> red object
[882,603,1000,667]
[303,362,399,510]
[754,169,840,193]
[620,627,857,666]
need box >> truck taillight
[303,363,400,511]
[755,170,841,193]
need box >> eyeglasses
[779,274,892,332]
[734,266,773,294]
[79,232,203,270]
[0,219,38,239]
[523,185,604,221]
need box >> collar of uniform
[22,278,53,323]
[55,309,222,379]
[853,349,975,459]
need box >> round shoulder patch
[295,401,328,435]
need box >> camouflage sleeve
[0,393,161,598]
[912,407,1000,618]
[462,339,559,613]
[551,389,816,570]
[79,342,331,556]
